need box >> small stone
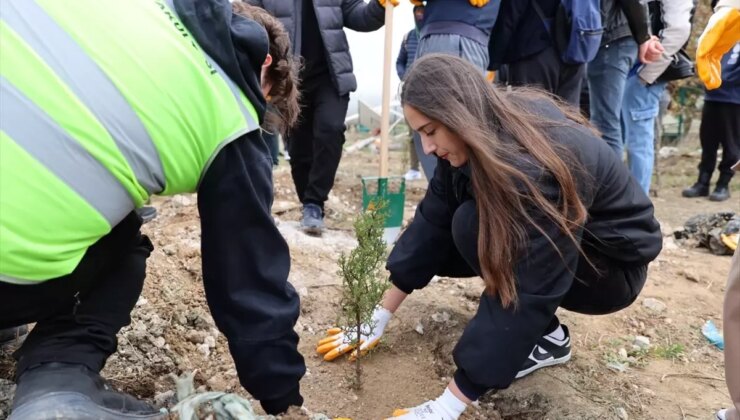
[171,195,193,208]
[642,298,667,313]
[616,407,628,420]
[186,331,206,344]
[153,390,175,407]
[642,388,656,396]
[681,270,700,283]
[618,348,628,359]
[204,335,216,349]
[633,336,651,349]
[607,361,629,373]
[456,283,466,290]
[431,311,451,323]
[152,336,166,348]
[162,244,177,256]
[298,287,309,297]
[415,322,425,335]
[136,297,149,307]
[197,343,211,358]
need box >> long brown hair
[232,2,300,135]
[401,54,589,308]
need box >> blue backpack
[533,0,604,65]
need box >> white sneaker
[404,169,422,181]
[716,409,727,420]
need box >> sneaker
[10,362,165,419]
[716,409,728,420]
[516,324,572,379]
[301,203,324,236]
[404,169,422,181]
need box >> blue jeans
[587,37,638,158]
[621,76,667,194]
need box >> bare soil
[1,135,738,420]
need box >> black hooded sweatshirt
[172,0,305,414]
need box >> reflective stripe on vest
[0,0,261,283]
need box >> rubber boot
[0,325,28,347]
[682,171,712,198]
[709,173,733,202]
[10,363,165,420]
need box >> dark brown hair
[401,54,589,308]
[232,2,300,135]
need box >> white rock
[136,297,149,307]
[634,336,651,349]
[415,322,425,335]
[616,407,629,420]
[618,348,628,359]
[204,335,216,349]
[171,195,193,207]
[642,298,667,313]
[607,361,629,373]
[431,311,451,323]
[658,146,678,159]
[152,336,166,348]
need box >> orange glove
[697,5,740,90]
[378,0,400,6]
[316,307,392,361]
[409,0,425,6]
[469,0,490,6]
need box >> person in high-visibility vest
[0,1,305,418]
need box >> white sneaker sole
[515,351,572,379]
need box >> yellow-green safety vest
[0,0,261,284]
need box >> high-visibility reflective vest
[0,0,261,284]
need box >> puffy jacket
[637,0,693,84]
[488,0,560,70]
[601,0,651,45]
[420,0,500,45]
[245,0,385,95]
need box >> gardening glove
[378,0,400,7]
[697,5,740,90]
[316,307,392,361]
[409,0,425,6]
[387,389,468,420]
[469,0,490,7]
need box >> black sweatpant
[288,74,350,209]
[699,100,740,179]
[500,45,585,107]
[442,201,647,326]
[0,212,152,377]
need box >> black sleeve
[198,130,305,415]
[488,0,530,70]
[386,162,455,294]
[616,0,651,44]
[451,178,582,399]
[342,0,386,32]
[396,38,408,79]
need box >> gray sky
[345,2,416,113]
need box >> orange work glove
[378,0,400,7]
[697,5,740,90]
[469,0,490,6]
[409,0,425,6]
[316,307,392,361]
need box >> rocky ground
[1,133,738,420]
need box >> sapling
[337,200,390,389]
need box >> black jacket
[386,100,662,395]
[175,0,305,414]
[601,0,651,45]
[245,0,386,95]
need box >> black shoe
[10,363,165,420]
[682,172,712,198]
[709,186,731,202]
[516,325,572,379]
[0,325,28,347]
[300,203,324,236]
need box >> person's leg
[556,62,585,107]
[560,247,648,315]
[302,78,349,211]
[588,37,638,158]
[711,102,740,201]
[722,248,740,420]
[263,129,280,166]
[622,76,666,194]
[684,101,720,197]
[287,85,317,204]
[506,46,560,96]
[409,128,420,171]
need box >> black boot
[10,363,165,420]
[709,173,733,202]
[682,172,712,198]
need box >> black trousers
[500,45,585,107]
[288,75,350,209]
[0,212,152,377]
[699,100,740,179]
[442,201,647,331]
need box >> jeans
[588,37,638,158]
[621,75,667,194]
